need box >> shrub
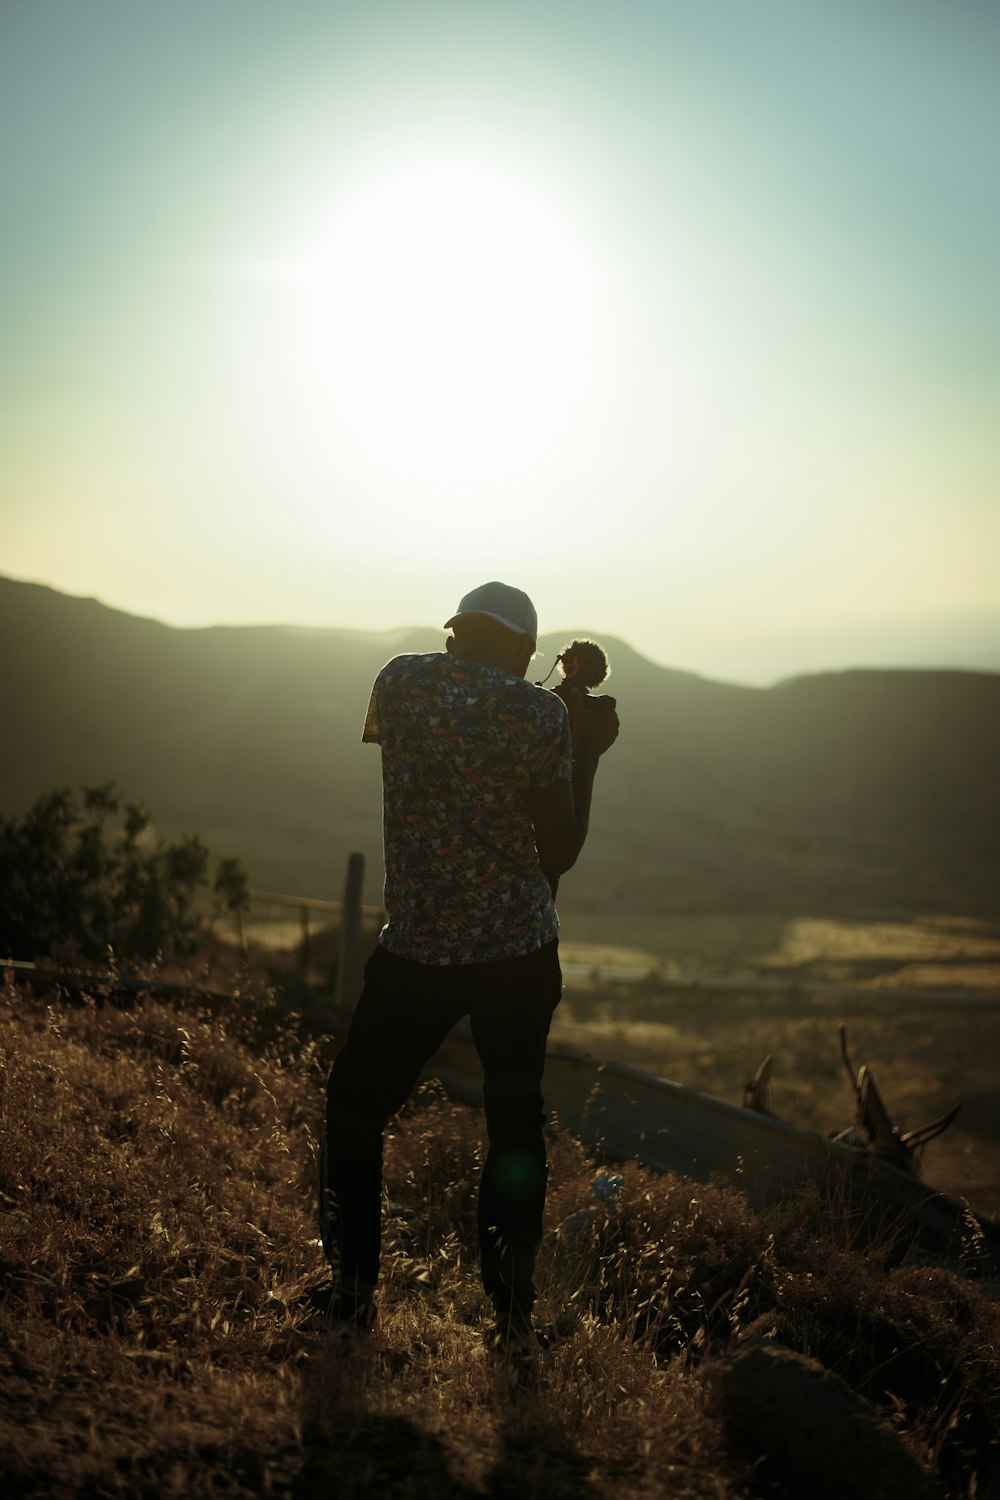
[0,782,250,966]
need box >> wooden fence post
[334,852,366,1012]
[299,903,310,977]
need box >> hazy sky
[2,0,998,683]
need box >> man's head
[444,581,537,677]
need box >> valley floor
[552,913,1000,1220]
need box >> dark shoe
[489,1303,540,1356]
[271,1282,376,1334]
[321,1285,377,1333]
[489,1303,574,1357]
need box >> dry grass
[2,972,998,1498]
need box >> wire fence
[210,888,385,987]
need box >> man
[317,581,619,1345]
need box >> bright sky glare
[1,0,998,683]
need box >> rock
[706,1342,939,1499]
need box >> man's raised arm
[530,693,619,877]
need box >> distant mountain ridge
[2,575,998,920]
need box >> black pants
[322,939,561,1317]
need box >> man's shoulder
[511,675,558,703]
[381,651,446,671]
[365,654,446,742]
[374,652,446,684]
[509,675,568,722]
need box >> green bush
[0,782,249,966]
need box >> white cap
[444,581,538,645]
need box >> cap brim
[444,609,533,638]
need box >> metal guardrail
[406,1022,1000,1278]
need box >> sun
[318,163,587,482]
[239,157,592,490]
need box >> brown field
[557,910,1000,986]
[552,984,1000,1219]
[553,913,1000,1220]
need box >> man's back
[363,651,572,964]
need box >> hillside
[2,574,999,920]
[3,973,998,1497]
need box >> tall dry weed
[1,973,996,1497]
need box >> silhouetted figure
[314,581,619,1346]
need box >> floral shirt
[363,652,573,964]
